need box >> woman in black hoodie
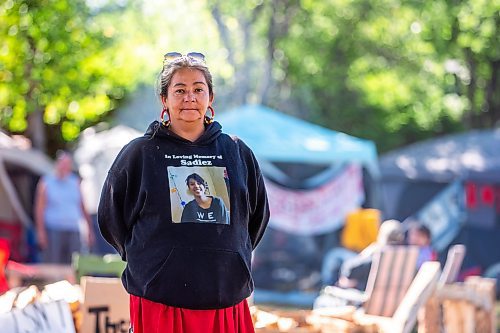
[98,52,270,333]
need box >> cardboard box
[81,276,129,333]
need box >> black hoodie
[98,121,269,309]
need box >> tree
[205,0,496,152]
[417,0,500,128]
[0,0,141,154]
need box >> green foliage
[0,0,142,150]
[1,0,497,154]
[270,0,497,152]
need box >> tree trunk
[26,109,46,152]
[485,60,500,127]
[464,48,477,129]
[24,34,46,152]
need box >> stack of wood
[251,306,319,332]
[251,305,378,333]
[306,306,375,333]
[419,276,497,333]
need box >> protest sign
[81,276,129,333]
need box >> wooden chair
[438,244,466,288]
[353,261,441,333]
[419,244,468,333]
[318,245,421,317]
[310,257,441,333]
[363,245,421,317]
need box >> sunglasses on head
[163,52,206,64]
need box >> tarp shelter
[0,131,53,260]
[218,105,379,300]
[218,105,379,176]
[379,129,500,278]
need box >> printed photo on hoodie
[168,166,230,224]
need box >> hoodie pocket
[146,247,252,309]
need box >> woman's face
[188,178,205,197]
[162,67,213,127]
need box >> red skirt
[129,295,255,333]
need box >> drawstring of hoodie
[149,121,161,140]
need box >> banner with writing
[0,300,75,333]
[412,180,466,252]
[265,164,365,235]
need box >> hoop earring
[204,106,215,125]
[160,108,170,127]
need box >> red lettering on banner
[481,185,495,206]
[465,182,477,209]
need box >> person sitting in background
[337,219,405,291]
[320,209,379,287]
[313,219,405,309]
[407,222,437,268]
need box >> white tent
[74,125,142,214]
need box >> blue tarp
[218,105,379,177]
[218,105,380,307]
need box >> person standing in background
[35,151,94,264]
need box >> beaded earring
[160,108,170,127]
[204,106,215,125]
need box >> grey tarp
[380,129,500,183]
[0,131,53,227]
[379,129,500,287]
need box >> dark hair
[157,57,214,100]
[185,173,206,186]
[411,224,432,240]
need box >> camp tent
[0,131,53,260]
[219,105,379,235]
[75,125,142,215]
[218,105,379,302]
[379,129,500,278]
[218,105,379,176]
